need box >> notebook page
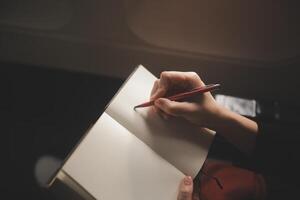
[63,113,184,200]
[106,65,215,177]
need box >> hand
[177,176,199,200]
[177,161,266,200]
[151,71,258,154]
[150,71,221,129]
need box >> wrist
[203,103,258,154]
[203,104,228,131]
[208,104,236,132]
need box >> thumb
[177,176,194,200]
[154,98,191,117]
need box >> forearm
[212,105,258,155]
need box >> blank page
[106,65,215,177]
[63,113,184,200]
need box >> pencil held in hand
[134,84,220,109]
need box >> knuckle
[187,72,201,80]
[157,87,166,95]
[160,71,170,79]
[160,71,166,78]
[186,72,205,86]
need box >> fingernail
[184,176,193,185]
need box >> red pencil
[134,83,220,109]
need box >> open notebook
[49,65,215,200]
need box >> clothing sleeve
[253,122,299,199]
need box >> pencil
[134,83,220,109]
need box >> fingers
[152,105,170,120]
[150,71,204,101]
[160,71,204,89]
[150,77,169,101]
[151,88,166,101]
[150,71,205,120]
[177,176,194,200]
[154,98,194,117]
[150,79,160,100]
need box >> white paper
[63,113,184,200]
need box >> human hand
[177,176,199,200]
[150,71,222,129]
[177,160,266,200]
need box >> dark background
[3,63,123,199]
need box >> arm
[212,105,258,155]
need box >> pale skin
[150,71,259,200]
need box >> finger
[159,110,170,120]
[192,194,200,200]
[160,71,184,90]
[153,106,170,120]
[154,98,194,117]
[152,106,159,113]
[153,71,201,101]
[160,71,204,89]
[150,87,166,101]
[177,176,194,200]
[150,79,160,100]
